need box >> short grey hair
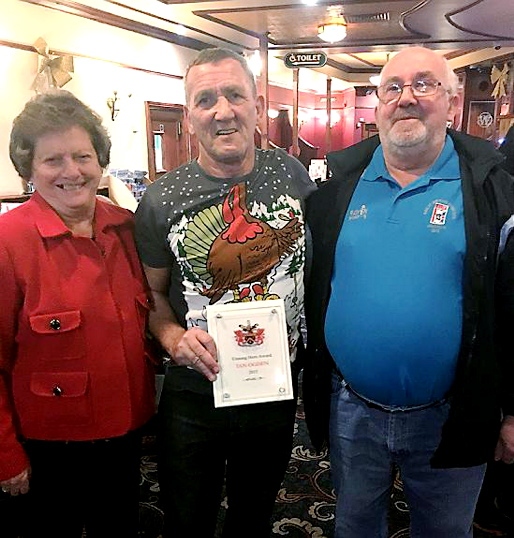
[10,90,111,180]
[377,47,460,97]
[184,48,257,104]
[444,63,460,97]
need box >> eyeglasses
[376,79,446,104]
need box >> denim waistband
[333,368,447,413]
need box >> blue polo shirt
[325,136,465,406]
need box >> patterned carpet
[137,395,509,538]
[1,395,509,536]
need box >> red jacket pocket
[22,371,92,429]
[30,371,88,397]
[25,311,84,361]
[29,311,81,334]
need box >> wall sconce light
[315,110,341,127]
[107,90,120,121]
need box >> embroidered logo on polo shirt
[424,198,460,233]
[348,204,368,220]
[429,202,450,226]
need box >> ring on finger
[193,356,201,365]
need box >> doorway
[145,102,197,182]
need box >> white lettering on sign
[284,52,327,68]
[290,54,321,63]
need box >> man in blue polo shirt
[303,46,514,538]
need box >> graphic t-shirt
[135,148,315,360]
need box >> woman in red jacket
[0,90,156,537]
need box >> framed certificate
[206,299,293,407]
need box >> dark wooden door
[145,102,196,182]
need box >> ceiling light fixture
[318,6,347,43]
[318,16,347,43]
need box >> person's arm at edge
[495,201,514,464]
[0,241,31,494]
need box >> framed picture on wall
[467,101,495,141]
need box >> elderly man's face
[185,58,264,177]
[375,48,458,152]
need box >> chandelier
[318,18,347,43]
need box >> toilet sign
[284,52,327,68]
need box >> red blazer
[0,193,156,481]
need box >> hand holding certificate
[206,299,293,407]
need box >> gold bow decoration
[31,37,74,93]
[490,63,510,99]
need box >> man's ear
[447,93,460,123]
[255,95,265,120]
[184,107,195,136]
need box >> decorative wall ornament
[490,63,509,99]
[107,91,120,121]
[31,37,74,93]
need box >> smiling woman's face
[31,125,103,218]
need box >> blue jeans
[329,373,486,538]
[157,366,298,538]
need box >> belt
[26,438,114,446]
[333,368,447,413]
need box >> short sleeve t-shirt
[136,148,315,360]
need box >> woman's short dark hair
[10,90,111,180]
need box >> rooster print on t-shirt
[168,182,306,356]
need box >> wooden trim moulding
[0,38,183,81]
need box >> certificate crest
[234,321,265,346]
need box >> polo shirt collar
[362,135,461,187]
[31,191,130,238]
